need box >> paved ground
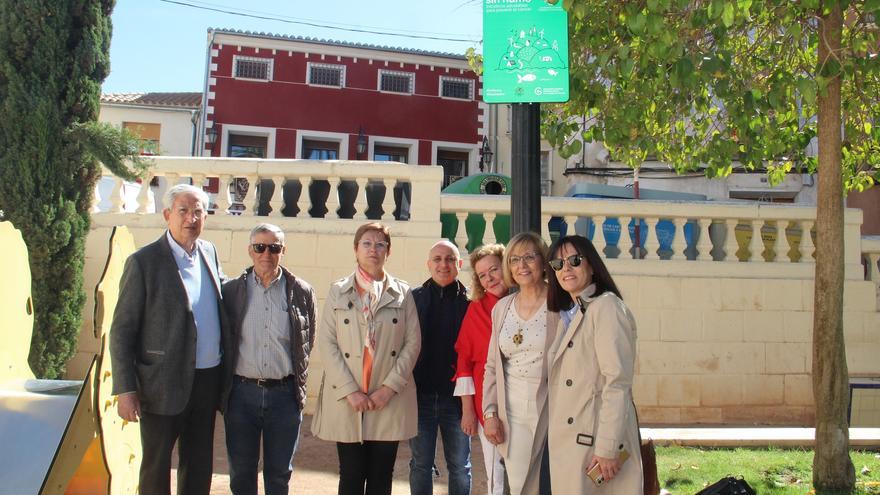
[172,414,490,494]
[171,414,880,494]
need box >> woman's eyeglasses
[358,240,389,251]
[252,243,283,254]
[508,252,539,266]
[548,254,585,271]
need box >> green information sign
[482,0,569,103]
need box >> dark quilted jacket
[221,266,317,410]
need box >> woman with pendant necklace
[482,232,558,494]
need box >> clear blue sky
[103,0,483,93]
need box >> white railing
[440,193,868,280]
[95,157,443,225]
[94,157,872,283]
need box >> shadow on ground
[170,413,490,494]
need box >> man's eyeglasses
[508,252,539,266]
[252,243,283,254]
[359,240,388,251]
[549,254,585,271]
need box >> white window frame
[377,69,415,95]
[232,55,273,82]
[439,76,474,100]
[432,140,479,176]
[368,136,419,165]
[307,62,346,88]
[220,124,276,158]
[296,129,349,160]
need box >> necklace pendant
[513,328,524,346]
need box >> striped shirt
[234,270,293,379]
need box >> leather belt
[234,375,293,387]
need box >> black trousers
[138,365,222,495]
[336,440,399,495]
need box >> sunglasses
[549,254,585,271]
[252,243,283,254]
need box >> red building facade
[202,29,484,186]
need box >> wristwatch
[484,412,497,420]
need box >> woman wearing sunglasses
[452,243,508,495]
[546,235,643,494]
[311,222,421,495]
[482,232,558,494]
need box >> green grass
[655,447,880,494]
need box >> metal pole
[633,165,641,258]
[510,103,542,236]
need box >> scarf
[354,265,387,393]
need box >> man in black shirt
[409,240,472,495]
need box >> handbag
[695,476,756,495]
[641,439,660,495]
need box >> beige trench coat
[547,287,643,494]
[311,272,421,443]
[482,293,559,494]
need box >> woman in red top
[453,243,508,495]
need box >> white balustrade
[297,176,312,217]
[644,217,660,261]
[671,217,686,261]
[772,221,788,263]
[800,220,816,263]
[748,219,764,262]
[484,212,498,245]
[270,176,285,217]
[696,218,713,261]
[354,178,368,220]
[382,179,396,221]
[618,216,634,259]
[95,157,869,279]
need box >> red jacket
[453,292,500,425]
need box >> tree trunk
[812,3,855,493]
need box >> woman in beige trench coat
[311,222,421,495]
[546,235,643,494]
[482,232,559,495]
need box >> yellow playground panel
[0,222,140,494]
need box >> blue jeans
[225,378,302,495]
[409,392,472,495]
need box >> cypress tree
[0,1,144,377]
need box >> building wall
[847,187,880,235]
[99,104,196,157]
[205,33,482,174]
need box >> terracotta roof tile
[101,92,202,108]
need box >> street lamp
[205,126,219,154]
[356,126,367,159]
[479,136,494,172]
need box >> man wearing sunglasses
[110,183,232,495]
[220,223,317,495]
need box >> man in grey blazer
[110,183,232,495]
